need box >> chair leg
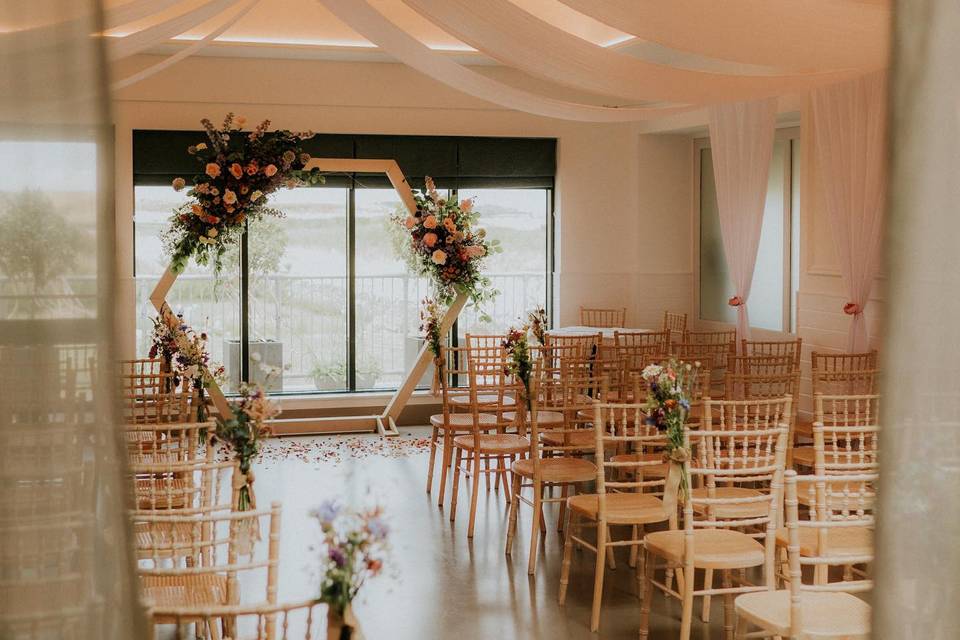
[735,616,750,640]
[449,446,463,522]
[722,570,735,640]
[679,561,695,640]
[590,523,607,632]
[606,526,617,570]
[629,525,639,569]
[437,430,453,507]
[527,483,543,575]
[484,453,491,491]
[558,511,575,605]
[467,448,482,538]
[505,471,521,556]
[639,548,655,639]
[702,568,714,622]
[557,484,570,533]
[425,425,439,494]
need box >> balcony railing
[134,272,546,392]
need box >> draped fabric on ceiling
[106,0,243,60]
[810,73,888,352]
[0,1,143,638]
[401,0,856,105]
[708,99,778,346]
[554,0,890,73]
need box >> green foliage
[0,190,83,287]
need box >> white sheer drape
[708,99,778,345]
[0,1,142,637]
[810,73,888,352]
[876,1,960,637]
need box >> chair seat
[645,529,765,570]
[453,433,529,454]
[503,410,565,427]
[449,393,516,407]
[690,486,769,519]
[430,412,498,429]
[735,589,871,638]
[568,492,669,526]
[793,447,816,468]
[611,452,668,479]
[513,456,596,483]
[775,525,873,557]
[141,573,229,610]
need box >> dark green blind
[133,131,556,190]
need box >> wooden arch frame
[149,158,468,436]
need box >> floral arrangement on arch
[419,297,445,395]
[149,313,225,419]
[162,113,324,273]
[394,177,500,317]
[311,500,390,637]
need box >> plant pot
[327,605,362,640]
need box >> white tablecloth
[546,326,650,340]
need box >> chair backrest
[123,421,212,467]
[811,350,879,397]
[464,333,507,352]
[579,306,625,328]
[154,599,325,640]
[662,311,688,336]
[672,341,729,397]
[128,459,236,515]
[683,329,737,349]
[813,394,880,475]
[729,354,795,377]
[544,332,601,356]
[464,349,517,437]
[741,338,802,371]
[135,502,282,611]
[703,395,792,437]
[120,367,190,425]
[615,330,670,353]
[783,471,875,634]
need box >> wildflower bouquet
[213,382,280,511]
[162,113,324,273]
[502,324,533,410]
[148,313,225,418]
[393,177,499,318]
[419,297,444,395]
[640,359,698,505]
[528,305,548,345]
[311,501,389,635]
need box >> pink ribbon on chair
[843,302,862,315]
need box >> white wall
[111,54,691,360]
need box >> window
[698,129,800,332]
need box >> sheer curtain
[810,73,888,352]
[876,1,960,637]
[0,2,142,638]
[707,99,778,344]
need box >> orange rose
[229,163,243,179]
[205,163,221,178]
[443,217,457,233]
[423,215,438,229]
[223,189,237,205]
[403,216,415,229]
[191,203,203,215]
[431,249,447,265]
[423,232,438,248]
[264,164,278,177]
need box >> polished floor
[245,427,729,640]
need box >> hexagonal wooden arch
[149,158,468,436]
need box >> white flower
[641,364,663,381]
[195,142,207,151]
[251,190,263,202]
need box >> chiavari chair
[683,329,737,350]
[544,331,602,354]
[794,351,879,441]
[741,338,802,371]
[120,359,190,425]
[662,311,688,340]
[640,410,789,640]
[579,306,626,328]
[724,367,801,466]
[558,397,671,633]
[615,329,670,354]
[735,471,874,640]
[673,341,731,399]
[155,599,325,640]
[124,420,211,467]
[448,353,529,538]
[463,333,507,352]
[505,359,603,574]
[793,393,879,474]
[137,502,282,639]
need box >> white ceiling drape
[708,99,779,345]
[554,0,890,73]
[315,0,689,122]
[810,73,888,352]
[401,0,856,105]
[106,0,243,60]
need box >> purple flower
[366,516,389,540]
[311,500,341,526]
[328,547,346,568]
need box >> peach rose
[466,245,486,258]
[423,215,438,229]
[207,228,219,238]
[172,177,186,191]
[264,164,278,177]
[431,249,447,265]
[423,232,438,248]
[460,198,473,212]
[191,203,203,216]
[229,163,243,179]
[205,163,221,178]
[443,217,457,233]
[403,216,416,229]
[223,189,237,205]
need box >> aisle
[246,428,726,640]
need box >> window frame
[692,126,800,334]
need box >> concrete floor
[244,428,729,640]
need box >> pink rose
[205,163,221,178]
[403,216,416,229]
[264,164,278,177]
[423,232,438,248]
[423,215,438,229]
[431,249,447,265]
[460,198,473,212]
[223,189,237,205]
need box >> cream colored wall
[111,54,692,359]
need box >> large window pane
[134,186,240,383]
[249,188,348,393]
[456,188,549,337]
[355,188,431,390]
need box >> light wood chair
[730,354,795,377]
[741,338,803,371]
[683,329,738,349]
[724,368,801,466]
[544,331,602,354]
[640,397,791,639]
[794,351,879,441]
[449,352,529,538]
[124,420,212,467]
[793,394,880,473]
[734,470,874,640]
[463,333,507,352]
[151,599,325,640]
[558,398,671,632]
[662,311,688,339]
[136,502,282,640]
[505,358,603,574]
[673,341,733,399]
[129,458,235,516]
[615,329,671,354]
[120,361,191,425]
[579,306,626,328]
